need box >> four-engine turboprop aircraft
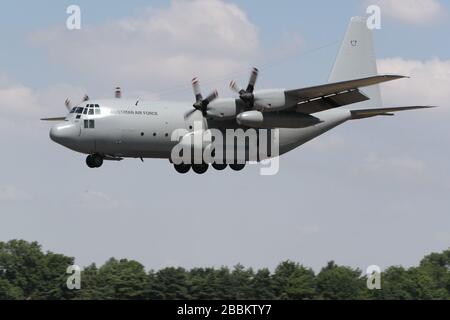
[43,17,434,174]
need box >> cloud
[378,57,450,109]
[0,82,83,117]
[0,186,29,202]
[31,0,260,94]
[0,71,86,131]
[80,190,121,209]
[371,0,446,24]
[353,153,427,179]
[307,134,347,152]
[0,75,87,139]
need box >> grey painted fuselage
[50,99,350,160]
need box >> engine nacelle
[236,110,321,129]
[253,89,287,111]
[206,98,238,120]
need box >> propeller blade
[204,90,219,104]
[246,67,259,93]
[230,81,244,95]
[64,99,72,111]
[82,94,90,102]
[192,78,203,103]
[184,109,198,120]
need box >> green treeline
[0,240,449,300]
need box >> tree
[316,261,365,300]
[252,268,275,300]
[229,264,254,299]
[0,240,74,300]
[273,261,316,299]
[187,268,217,299]
[1,239,449,300]
[284,267,316,300]
[0,278,23,300]
[73,264,100,300]
[372,266,417,300]
[150,267,190,299]
[93,258,149,300]
[416,249,450,299]
[209,267,234,299]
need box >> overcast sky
[0,0,449,272]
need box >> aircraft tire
[174,164,191,174]
[92,154,104,168]
[229,163,246,171]
[86,154,103,168]
[86,155,96,168]
[192,163,209,174]
[212,163,227,171]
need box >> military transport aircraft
[42,17,434,174]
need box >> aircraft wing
[285,75,406,114]
[41,117,67,121]
[350,106,435,119]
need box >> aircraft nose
[50,123,78,144]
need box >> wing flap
[296,89,369,114]
[286,75,406,101]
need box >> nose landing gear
[86,154,104,168]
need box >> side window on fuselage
[84,119,95,129]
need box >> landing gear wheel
[92,154,104,168]
[86,156,96,168]
[192,163,209,174]
[174,164,191,174]
[86,154,104,168]
[212,163,227,171]
[229,163,246,171]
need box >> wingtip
[381,74,408,79]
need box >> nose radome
[50,123,78,144]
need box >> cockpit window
[83,108,88,115]
[76,107,83,114]
[89,108,94,115]
[95,104,101,115]
[70,107,76,114]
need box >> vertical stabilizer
[329,17,382,109]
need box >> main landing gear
[173,162,246,174]
[86,154,104,168]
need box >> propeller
[64,95,89,111]
[184,78,219,120]
[230,67,259,106]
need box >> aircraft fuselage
[50,99,351,161]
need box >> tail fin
[329,16,382,109]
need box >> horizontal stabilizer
[350,106,435,120]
